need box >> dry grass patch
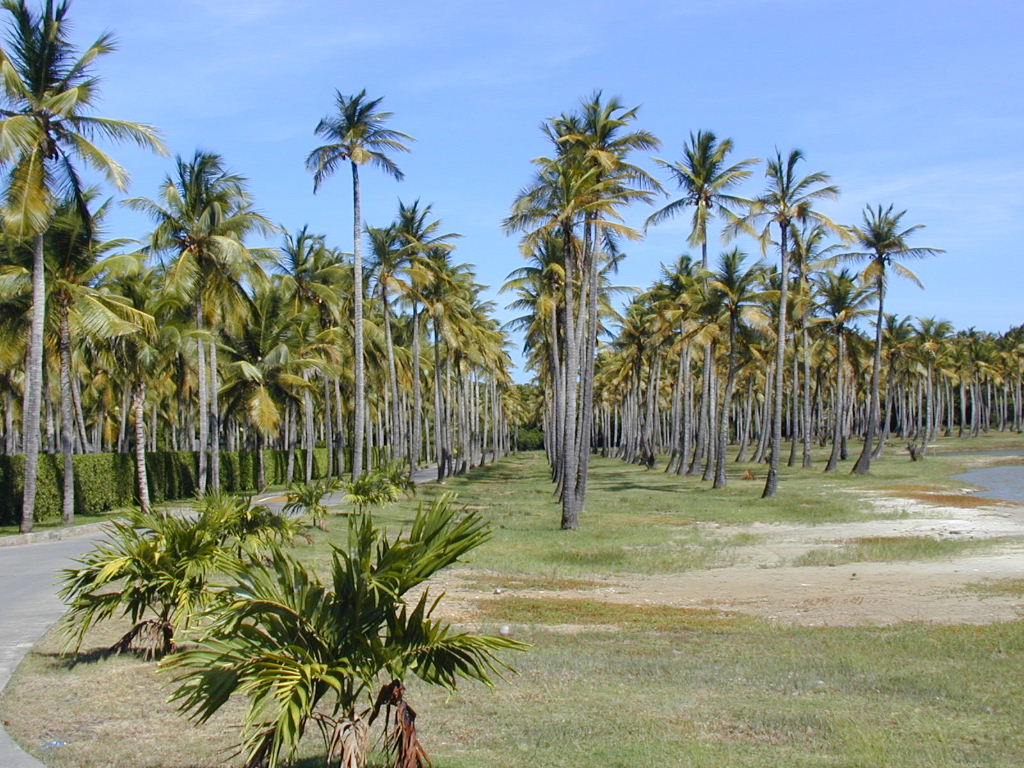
[965,578,1024,598]
[457,572,609,592]
[792,535,1016,567]
[899,491,1015,509]
[472,595,753,633]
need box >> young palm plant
[165,493,525,768]
[59,494,298,657]
[283,476,343,530]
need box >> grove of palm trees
[1,3,1022,768]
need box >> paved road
[0,459,476,766]
[0,536,99,766]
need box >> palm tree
[46,192,152,523]
[706,249,768,488]
[0,0,164,532]
[647,131,756,482]
[813,268,872,472]
[913,316,954,455]
[736,149,840,498]
[307,90,413,480]
[647,131,757,269]
[844,204,942,474]
[505,94,652,528]
[125,151,274,494]
[788,223,843,468]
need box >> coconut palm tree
[504,94,651,528]
[125,151,274,494]
[0,0,164,532]
[706,248,768,488]
[813,268,872,472]
[843,204,942,474]
[46,192,152,522]
[648,132,756,485]
[735,149,840,498]
[913,316,954,454]
[307,90,413,480]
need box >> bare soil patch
[444,488,1024,628]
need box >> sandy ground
[446,486,1024,627]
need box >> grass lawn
[2,433,1023,767]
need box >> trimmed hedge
[515,427,545,451]
[0,447,335,526]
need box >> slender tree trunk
[382,290,402,468]
[59,304,75,525]
[196,302,209,495]
[801,315,813,467]
[714,317,739,488]
[209,340,221,492]
[303,371,315,482]
[132,381,152,515]
[763,222,790,497]
[825,333,845,472]
[560,228,579,529]
[351,161,366,479]
[853,272,884,474]
[20,233,46,534]
[410,305,422,476]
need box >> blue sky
[62,0,1023,379]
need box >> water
[951,451,1024,504]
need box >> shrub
[165,493,525,768]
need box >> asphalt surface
[0,460,454,767]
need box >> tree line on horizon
[501,93,1023,528]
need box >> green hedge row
[515,427,545,451]
[0,448,334,525]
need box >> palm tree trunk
[19,233,46,534]
[801,318,813,467]
[132,381,152,515]
[714,317,739,488]
[410,305,422,476]
[853,272,884,474]
[382,290,402,467]
[825,333,845,472]
[560,228,579,530]
[762,221,790,498]
[666,338,685,473]
[351,162,366,480]
[209,340,221,492]
[303,371,315,482]
[433,318,447,481]
[59,304,76,525]
[196,305,209,495]
[573,221,601,511]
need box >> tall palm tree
[647,131,757,269]
[844,204,942,474]
[46,193,151,522]
[307,90,413,480]
[736,149,840,498]
[813,268,872,472]
[788,223,843,468]
[706,248,768,488]
[646,131,756,482]
[505,94,652,528]
[0,0,164,532]
[126,151,274,494]
[913,316,954,454]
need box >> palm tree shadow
[38,646,120,669]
